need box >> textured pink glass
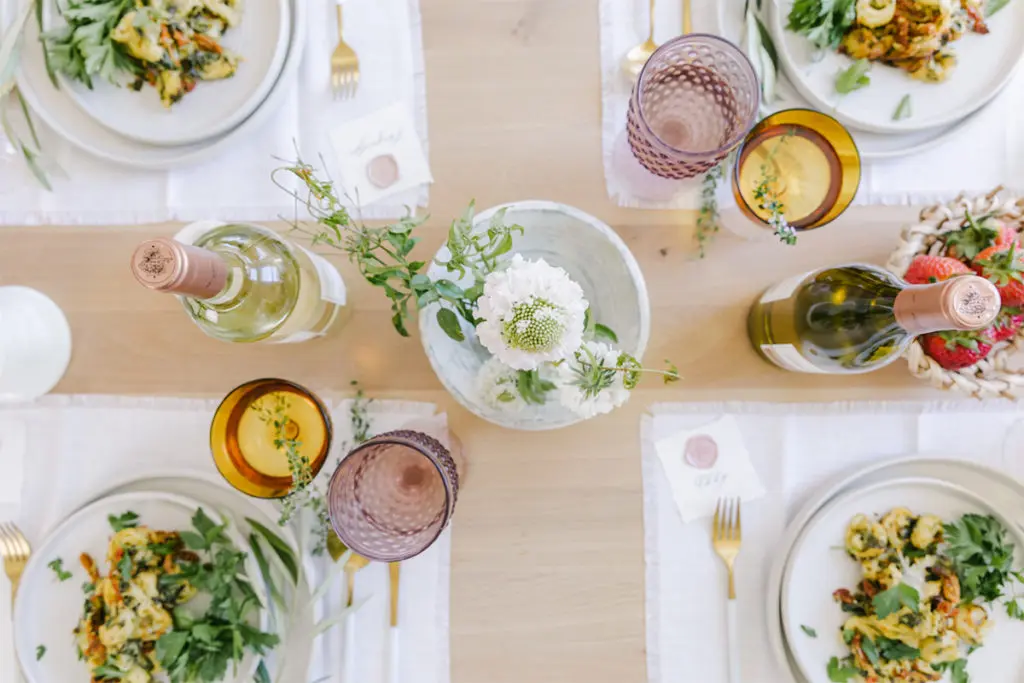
[326,430,459,562]
[626,34,759,180]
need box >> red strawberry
[946,212,1017,260]
[972,243,1024,307]
[984,309,1024,343]
[903,255,971,285]
[921,331,993,370]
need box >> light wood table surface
[0,2,982,682]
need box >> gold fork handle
[727,566,735,600]
[336,3,344,40]
[682,0,692,34]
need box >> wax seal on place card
[328,103,433,207]
[684,434,718,469]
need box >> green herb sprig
[47,557,72,582]
[751,127,798,246]
[696,164,723,258]
[786,0,856,50]
[836,59,871,95]
[41,0,138,89]
[944,513,1024,617]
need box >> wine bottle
[748,264,1000,374]
[131,223,347,343]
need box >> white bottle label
[298,246,347,306]
[760,344,827,374]
[759,271,812,304]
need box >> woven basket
[886,188,1024,399]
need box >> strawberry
[921,331,993,370]
[945,211,1017,260]
[972,243,1024,307]
[984,308,1024,343]
[903,255,971,285]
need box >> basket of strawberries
[886,189,1024,399]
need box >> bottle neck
[131,238,229,299]
[893,276,1001,336]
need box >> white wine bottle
[748,264,1000,374]
[131,223,347,343]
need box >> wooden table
[0,2,976,681]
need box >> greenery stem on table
[752,126,798,246]
[695,163,723,258]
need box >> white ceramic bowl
[418,201,650,431]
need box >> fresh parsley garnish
[35,645,46,660]
[82,581,95,594]
[944,513,1016,602]
[826,655,860,682]
[893,94,912,121]
[836,59,871,95]
[987,0,1011,15]
[934,659,970,683]
[1007,599,1024,620]
[800,624,817,638]
[47,558,72,582]
[40,0,141,89]
[787,0,856,50]
[117,553,133,585]
[877,637,919,661]
[872,582,920,618]
[108,510,139,532]
[860,636,881,668]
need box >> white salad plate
[781,476,1024,683]
[16,0,306,169]
[769,0,1024,134]
[765,458,1024,683]
[42,0,291,147]
[13,490,268,683]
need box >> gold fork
[0,522,30,604]
[712,498,742,683]
[331,0,360,100]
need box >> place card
[654,415,765,523]
[328,103,433,208]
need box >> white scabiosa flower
[556,341,636,419]
[475,255,587,371]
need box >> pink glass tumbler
[618,34,760,196]
[327,430,460,562]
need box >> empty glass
[326,429,460,562]
[617,34,759,198]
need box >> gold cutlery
[0,522,30,603]
[331,0,360,100]
[623,0,658,80]
[342,553,370,683]
[712,498,742,683]
[386,562,401,683]
[682,0,692,34]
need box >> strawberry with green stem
[973,243,1024,307]
[945,211,1017,261]
[921,331,993,371]
[903,254,971,285]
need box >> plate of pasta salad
[782,477,1024,683]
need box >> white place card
[653,415,765,523]
[328,103,433,208]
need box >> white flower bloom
[475,255,587,371]
[556,341,633,419]
[476,357,556,412]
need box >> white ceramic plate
[715,0,1000,159]
[43,0,290,147]
[781,475,1024,683]
[418,200,651,431]
[14,490,267,683]
[770,0,1024,134]
[15,0,306,169]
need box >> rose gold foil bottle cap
[894,275,1000,335]
[131,238,228,299]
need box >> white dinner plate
[15,0,306,169]
[13,490,267,683]
[42,0,290,147]
[770,0,1024,134]
[780,475,1024,683]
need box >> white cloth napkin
[0,394,452,683]
[641,400,1024,683]
[601,0,1024,209]
[0,0,429,225]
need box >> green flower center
[502,298,566,352]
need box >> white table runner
[0,0,429,225]
[601,0,1024,210]
[0,394,452,683]
[641,400,1024,683]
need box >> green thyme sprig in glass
[752,127,798,246]
[251,393,329,555]
[695,164,723,258]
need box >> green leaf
[799,624,817,638]
[860,636,880,668]
[179,531,209,551]
[826,656,859,682]
[117,553,132,584]
[987,0,1011,15]
[36,644,46,660]
[787,0,856,50]
[753,13,778,69]
[841,629,855,644]
[245,517,300,585]
[1006,598,1024,621]
[108,510,139,532]
[836,59,871,95]
[156,631,189,667]
[47,558,72,582]
[892,94,912,121]
[434,279,465,300]
[253,660,272,683]
[516,369,556,405]
[436,307,465,342]
[593,324,618,344]
[877,637,919,661]
[872,582,920,619]
[934,659,970,683]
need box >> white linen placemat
[0,0,429,225]
[641,400,1024,683]
[601,0,1024,210]
[0,394,452,683]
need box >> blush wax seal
[366,154,400,188]
[683,434,718,469]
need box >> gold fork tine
[0,525,12,556]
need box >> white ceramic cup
[0,286,72,401]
